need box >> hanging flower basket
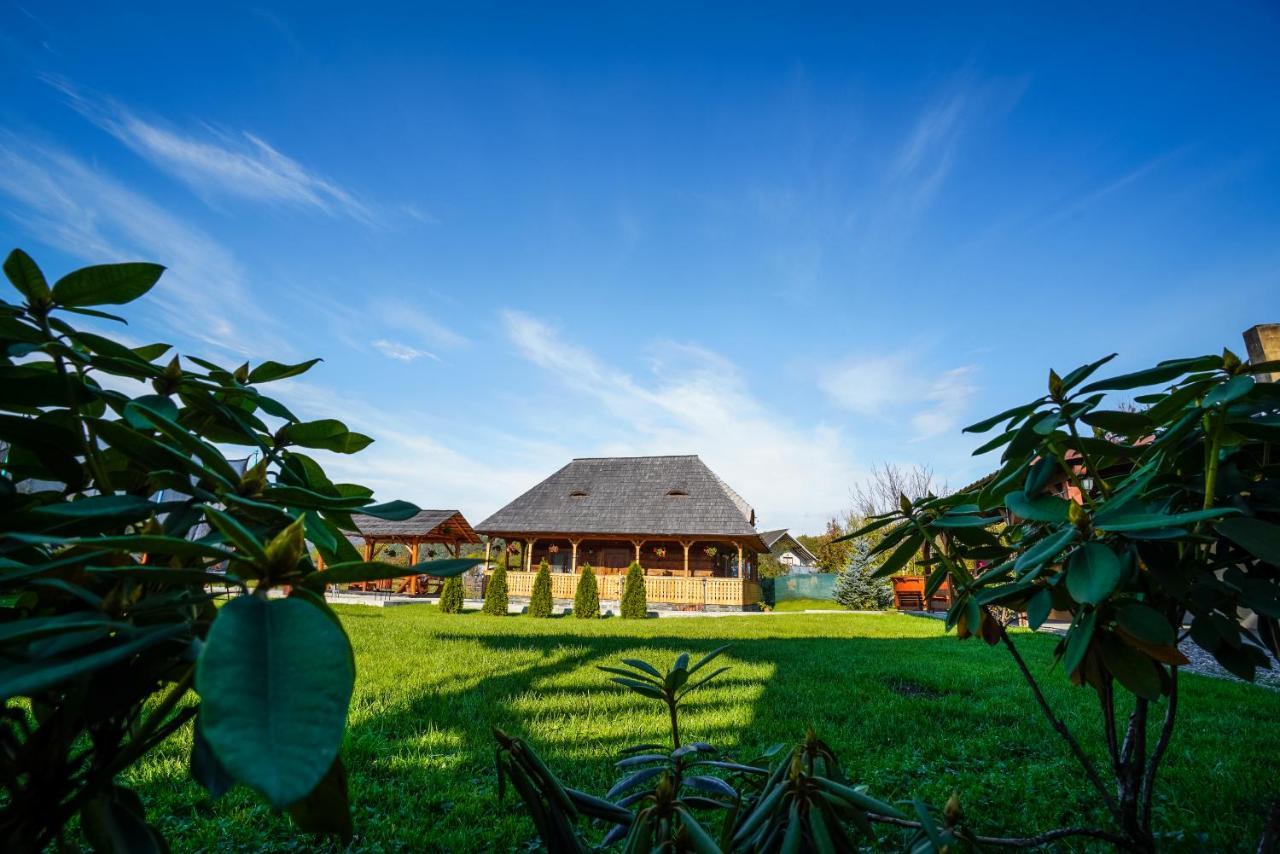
[506,543,520,554]
[653,546,667,558]
[704,546,718,558]
[548,544,559,554]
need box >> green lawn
[126,608,1280,852]
[769,597,845,611]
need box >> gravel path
[1176,638,1280,690]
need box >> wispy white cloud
[502,310,862,531]
[372,338,438,362]
[0,133,281,356]
[819,352,979,441]
[42,75,374,222]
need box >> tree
[833,536,893,610]
[757,552,790,579]
[439,575,464,613]
[849,348,1280,850]
[483,563,509,616]
[0,249,479,849]
[797,518,855,574]
[620,561,648,619]
[529,559,554,617]
[573,564,600,618]
[850,462,943,518]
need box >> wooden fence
[491,571,761,607]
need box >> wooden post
[1245,324,1280,383]
[633,540,643,568]
[363,539,373,562]
[682,541,691,576]
[737,543,744,579]
[571,539,580,573]
[409,542,420,594]
[526,540,535,571]
[485,539,492,564]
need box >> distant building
[760,529,820,574]
[475,454,767,609]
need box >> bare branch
[1142,667,1178,833]
[996,624,1122,821]
[866,814,1134,849]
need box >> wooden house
[474,455,767,609]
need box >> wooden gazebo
[345,509,481,595]
[475,455,768,609]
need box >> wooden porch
[488,569,763,608]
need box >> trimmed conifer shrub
[620,561,647,619]
[482,564,509,616]
[573,564,599,619]
[529,559,554,618]
[439,575,464,613]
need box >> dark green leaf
[1217,517,1280,565]
[4,248,49,303]
[286,755,353,843]
[870,532,923,579]
[1027,588,1052,630]
[1116,603,1176,646]
[1013,525,1077,574]
[52,262,165,307]
[195,596,355,808]
[278,420,373,454]
[1203,375,1254,407]
[1100,633,1162,700]
[1061,610,1096,676]
[1066,542,1122,605]
[1080,355,1221,393]
[248,358,322,384]
[356,500,420,521]
[963,401,1040,434]
[1005,490,1071,524]
[1096,507,1238,533]
[1059,353,1118,392]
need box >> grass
[768,597,846,611]
[126,608,1280,852]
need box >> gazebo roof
[351,510,480,543]
[475,455,766,549]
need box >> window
[666,489,689,497]
[569,490,587,498]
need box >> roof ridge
[571,453,700,461]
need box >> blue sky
[2,3,1278,533]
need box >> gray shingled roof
[760,529,819,564]
[476,455,765,546]
[352,510,480,542]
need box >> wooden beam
[410,543,420,595]
[526,539,535,571]
[682,540,691,577]
[737,543,744,579]
[571,539,580,572]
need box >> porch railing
[489,571,761,607]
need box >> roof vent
[666,489,689,497]
[569,490,588,498]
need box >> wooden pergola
[343,509,481,595]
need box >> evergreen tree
[529,559,554,618]
[482,564,509,616]
[833,536,893,610]
[438,575,464,613]
[620,561,648,619]
[573,564,599,619]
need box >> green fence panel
[762,573,836,605]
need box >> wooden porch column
[363,538,374,562]
[682,541,691,576]
[485,539,492,564]
[632,540,644,567]
[409,542,420,594]
[737,543,744,579]
[526,539,535,571]
[571,539,580,572]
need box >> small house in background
[760,529,820,574]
